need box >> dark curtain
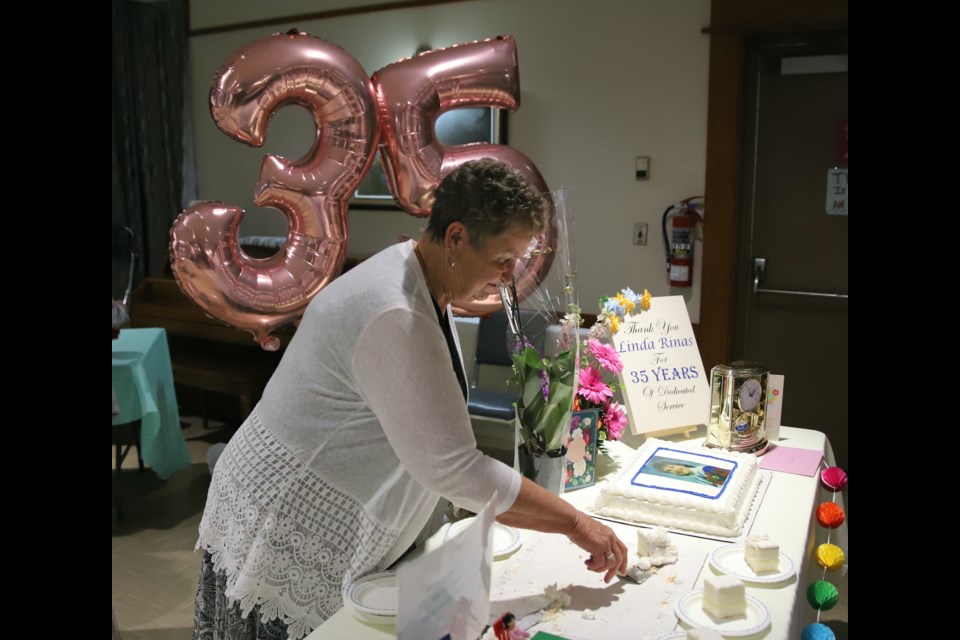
[112,0,188,299]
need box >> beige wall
[188,0,710,320]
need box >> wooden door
[734,33,848,468]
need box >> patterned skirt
[194,551,291,640]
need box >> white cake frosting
[635,525,678,569]
[592,438,762,537]
[702,574,746,619]
[745,533,779,573]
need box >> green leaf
[520,347,543,368]
[512,345,584,454]
[522,375,544,408]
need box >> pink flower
[587,339,623,373]
[577,367,613,404]
[603,402,627,440]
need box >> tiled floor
[112,418,847,640]
[112,417,224,640]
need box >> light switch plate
[634,222,648,245]
[635,156,650,180]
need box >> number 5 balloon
[170,31,379,350]
[372,36,556,316]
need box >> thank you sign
[615,296,709,434]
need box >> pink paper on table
[759,443,824,476]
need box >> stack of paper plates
[342,571,398,625]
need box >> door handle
[753,257,848,300]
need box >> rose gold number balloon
[372,36,555,317]
[170,31,379,349]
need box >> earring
[448,254,456,268]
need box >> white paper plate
[656,629,729,639]
[709,545,795,584]
[343,571,397,624]
[674,589,771,637]
[444,519,522,560]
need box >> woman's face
[454,225,535,301]
[663,464,693,476]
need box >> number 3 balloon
[170,31,379,350]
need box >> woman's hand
[567,512,628,583]
[496,477,628,583]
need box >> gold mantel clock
[705,362,769,455]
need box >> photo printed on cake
[632,447,737,499]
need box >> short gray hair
[426,158,548,246]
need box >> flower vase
[517,444,568,496]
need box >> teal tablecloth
[112,328,190,479]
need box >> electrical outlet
[634,222,648,245]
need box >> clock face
[738,378,763,412]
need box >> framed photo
[565,409,600,491]
[351,107,506,208]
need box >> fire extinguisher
[661,196,704,287]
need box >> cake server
[514,609,545,631]
[620,565,655,585]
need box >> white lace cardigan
[196,241,521,639]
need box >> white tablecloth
[308,426,846,639]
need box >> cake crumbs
[540,582,573,621]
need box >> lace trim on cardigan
[196,410,400,639]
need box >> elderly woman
[193,158,628,640]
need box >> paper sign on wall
[826,168,847,215]
[615,296,710,434]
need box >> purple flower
[538,368,550,400]
[509,336,529,355]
